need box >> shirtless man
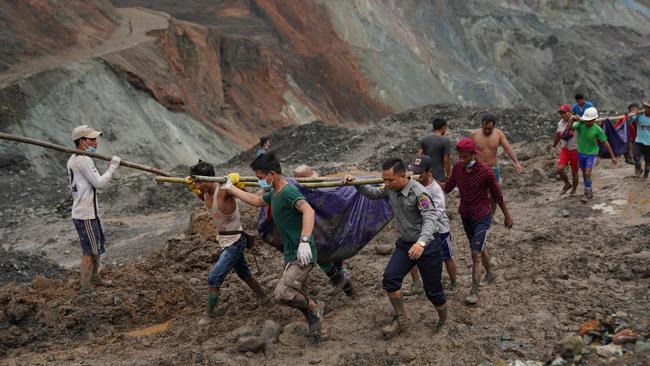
[470,113,522,214]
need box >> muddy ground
[1,105,649,365]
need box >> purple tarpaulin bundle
[599,118,629,158]
[257,179,393,264]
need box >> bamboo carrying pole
[155,175,420,189]
[0,132,173,177]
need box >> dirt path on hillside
[0,8,170,88]
[0,153,648,365]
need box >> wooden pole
[0,132,173,176]
[156,175,420,188]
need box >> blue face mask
[465,159,476,168]
[86,146,97,153]
[258,174,273,192]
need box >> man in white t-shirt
[404,155,458,296]
[549,104,579,196]
[67,125,121,294]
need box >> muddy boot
[247,278,270,306]
[560,183,571,195]
[306,300,326,340]
[342,278,357,298]
[434,303,448,333]
[402,280,423,297]
[327,271,347,296]
[464,286,479,306]
[198,291,221,325]
[479,271,497,287]
[382,297,408,338]
[91,257,112,287]
[446,282,459,295]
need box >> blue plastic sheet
[257,180,392,264]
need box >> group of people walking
[64,96,649,341]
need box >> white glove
[221,176,233,191]
[297,242,312,266]
[110,156,121,169]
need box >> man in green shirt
[223,153,325,340]
[569,107,617,202]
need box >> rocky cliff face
[0,0,118,72]
[1,0,649,178]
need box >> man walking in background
[569,107,617,201]
[417,117,452,182]
[572,93,593,117]
[470,113,522,214]
[67,125,121,295]
[632,101,650,178]
[550,104,580,196]
[189,161,269,325]
[256,137,271,157]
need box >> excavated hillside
[112,0,650,110]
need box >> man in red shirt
[443,138,513,305]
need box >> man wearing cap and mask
[568,107,617,202]
[632,101,650,178]
[550,104,580,196]
[470,113,522,214]
[67,125,121,295]
[443,138,513,306]
[404,155,458,297]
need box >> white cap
[581,107,599,121]
[72,125,102,141]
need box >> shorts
[492,165,502,185]
[207,235,252,288]
[73,218,106,256]
[439,232,454,261]
[274,260,313,302]
[634,142,650,160]
[578,153,597,170]
[558,148,579,172]
[461,215,492,252]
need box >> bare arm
[500,132,522,174]
[227,186,268,207]
[602,141,618,163]
[552,132,562,148]
[295,199,315,238]
[443,154,451,178]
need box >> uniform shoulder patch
[417,194,432,210]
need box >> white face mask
[465,159,476,168]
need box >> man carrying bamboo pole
[67,125,121,295]
[189,161,270,325]
[222,153,325,340]
[343,158,447,337]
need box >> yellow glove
[228,172,245,189]
[185,177,203,197]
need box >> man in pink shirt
[443,138,513,305]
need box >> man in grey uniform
[343,158,446,337]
